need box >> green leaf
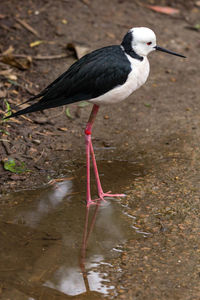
[78,101,89,108]
[0,129,10,135]
[144,103,151,108]
[194,24,200,30]
[3,158,29,174]
[3,99,12,118]
[7,79,19,86]
[65,107,73,119]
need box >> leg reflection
[80,204,100,292]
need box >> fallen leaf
[58,127,68,131]
[0,89,7,98]
[65,107,73,119]
[78,101,89,108]
[30,40,44,47]
[3,158,29,174]
[170,77,177,82]
[4,99,12,118]
[11,90,19,95]
[2,45,14,56]
[67,42,90,59]
[0,55,32,70]
[147,5,179,15]
[106,32,116,39]
[0,69,17,81]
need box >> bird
[5,27,186,206]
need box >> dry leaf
[106,32,116,39]
[58,127,68,132]
[147,5,179,15]
[2,45,14,56]
[67,42,90,59]
[0,89,7,98]
[0,55,32,70]
[0,69,17,80]
[30,40,44,47]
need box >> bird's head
[121,27,185,58]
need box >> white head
[121,27,185,58]
[129,27,156,56]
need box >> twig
[2,140,11,155]
[51,106,65,118]
[0,53,69,60]
[8,109,34,123]
[34,148,45,163]
[33,54,69,60]
[0,23,13,32]
[20,115,34,123]
[48,177,75,185]
[0,139,10,142]
[15,17,40,37]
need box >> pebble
[33,117,48,124]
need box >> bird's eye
[147,42,152,45]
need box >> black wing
[7,45,131,118]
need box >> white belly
[89,55,150,105]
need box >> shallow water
[0,160,146,299]
[1,155,199,299]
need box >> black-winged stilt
[5,27,185,206]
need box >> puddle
[0,160,147,299]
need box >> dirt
[0,0,198,192]
[0,0,200,299]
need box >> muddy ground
[0,0,200,299]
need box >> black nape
[121,31,143,61]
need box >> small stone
[33,139,41,145]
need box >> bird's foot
[98,191,126,201]
[87,192,126,207]
[87,199,100,208]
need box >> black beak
[155,46,186,58]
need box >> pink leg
[85,133,96,206]
[90,141,125,201]
[85,104,126,207]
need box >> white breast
[89,54,150,105]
